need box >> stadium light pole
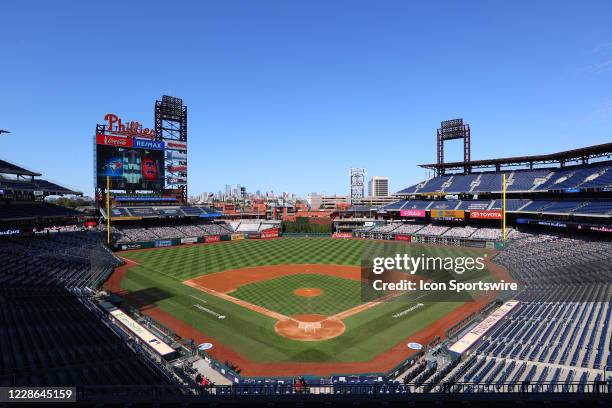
[502,174,507,241]
[106,176,111,245]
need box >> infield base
[274,314,345,341]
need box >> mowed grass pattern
[123,238,364,280]
[230,274,362,316]
[118,239,495,363]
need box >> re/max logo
[133,138,164,150]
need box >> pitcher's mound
[275,314,345,341]
[293,288,323,297]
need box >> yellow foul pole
[502,174,507,241]
[106,176,111,245]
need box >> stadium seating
[0,202,80,221]
[572,201,612,216]
[444,174,479,194]
[456,200,491,211]
[470,227,505,240]
[489,199,531,211]
[0,232,120,289]
[369,223,401,233]
[429,201,459,210]
[0,288,172,387]
[0,231,174,388]
[384,198,611,216]
[0,177,77,195]
[232,220,280,233]
[397,162,612,195]
[443,226,478,238]
[415,225,449,236]
[507,169,550,191]
[112,222,235,243]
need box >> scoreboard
[430,210,465,221]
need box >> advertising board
[0,228,21,236]
[470,210,503,220]
[181,237,198,244]
[120,243,142,250]
[394,234,412,241]
[400,209,426,217]
[260,228,280,239]
[204,235,220,243]
[430,210,465,220]
[164,140,187,150]
[155,240,173,248]
[165,150,187,160]
[133,138,164,150]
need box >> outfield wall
[354,231,503,249]
[113,231,502,252]
[113,235,229,251]
[113,231,283,251]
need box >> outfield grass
[118,238,493,363]
[122,238,364,280]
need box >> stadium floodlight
[437,118,471,175]
[350,168,366,203]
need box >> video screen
[96,144,165,190]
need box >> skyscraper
[368,176,389,197]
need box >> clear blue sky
[1,1,611,197]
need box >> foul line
[183,279,402,325]
[183,280,299,323]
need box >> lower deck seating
[0,231,173,387]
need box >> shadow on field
[120,287,174,311]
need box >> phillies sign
[470,210,503,220]
[104,113,156,138]
[96,133,132,147]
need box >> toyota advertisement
[96,135,165,190]
[470,210,503,220]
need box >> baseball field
[105,238,507,376]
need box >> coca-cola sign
[96,133,132,147]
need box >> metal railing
[74,381,610,402]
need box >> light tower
[437,118,471,175]
[350,168,366,204]
[155,96,188,202]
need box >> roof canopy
[420,143,612,172]
[0,159,41,176]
